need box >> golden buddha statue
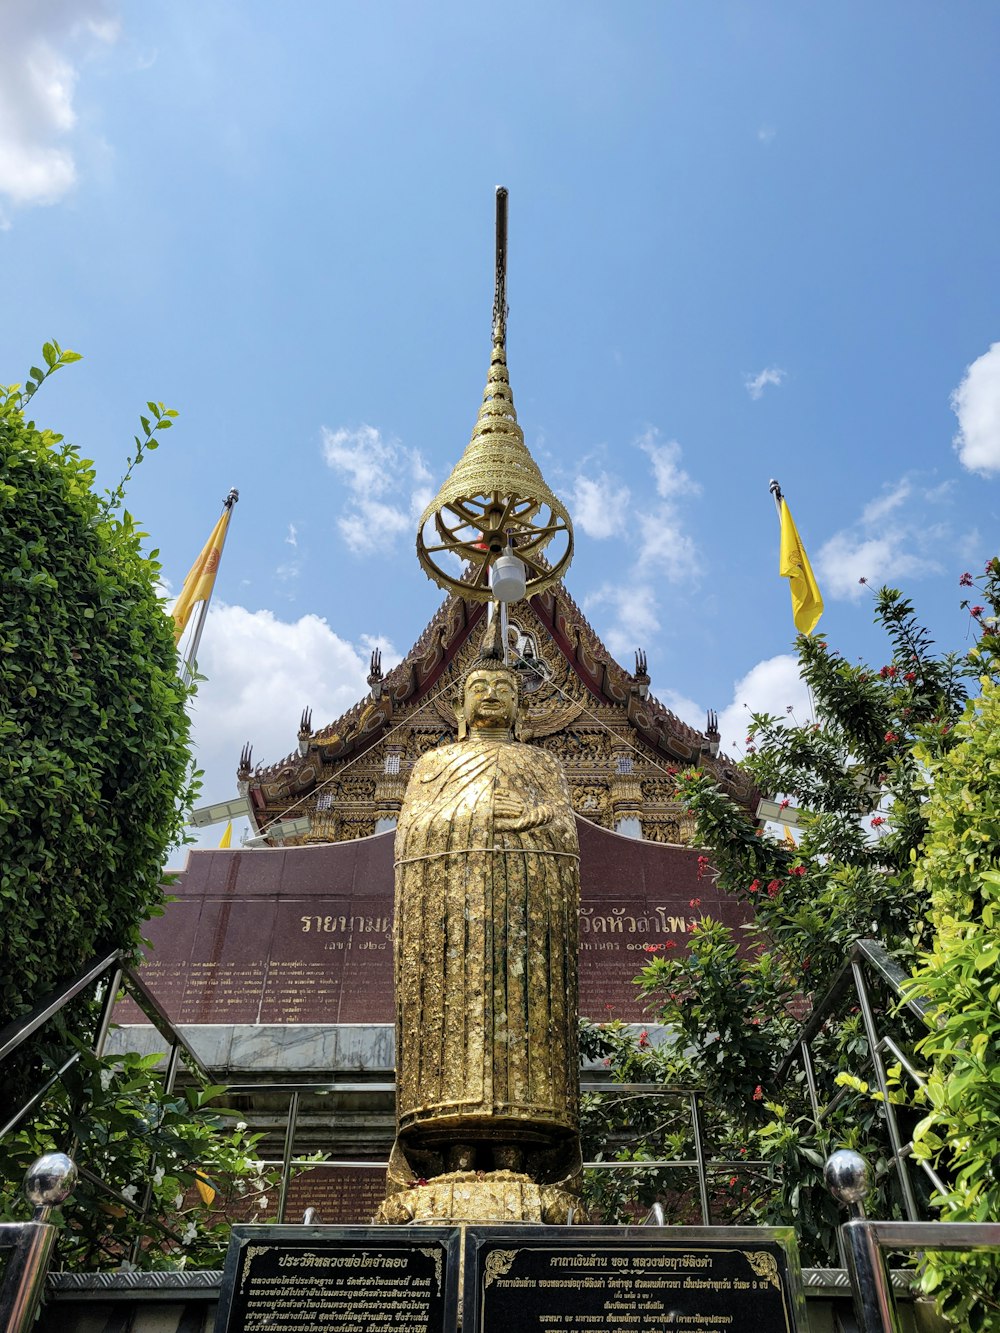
[376,617,583,1224]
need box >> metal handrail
[0,952,121,1064]
[773,938,945,1223]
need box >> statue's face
[464,669,518,732]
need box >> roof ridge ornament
[416,187,574,602]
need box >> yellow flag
[172,508,232,642]
[218,821,232,849]
[779,498,823,635]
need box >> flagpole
[181,487,238,688]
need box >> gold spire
[415,189,574,602]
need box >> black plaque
[215,1225,459,1333]
[464,1226,808,1333]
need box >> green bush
[908,671,1000,1329]
[0,346,193,1091]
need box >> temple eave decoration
[243,579,758,848]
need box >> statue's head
[462,667,519,735]
[456,613,521,739]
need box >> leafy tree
[584,570,1000,1312]
[0,346,194,1125]
[906,591,1000,1328]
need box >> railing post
[278,1091,300,1224]
[688,1091,711,1225]
[0,1152,77,1333]
[92,965,123,1060]
[840,1220,901,1333]
[851,961,920,1221]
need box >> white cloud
[744,366,786,400]
[636,508,700,583]
[0,1,119,212]
[757,126,776,145]
[814,470,965,602]
[861,480,911,525]
[716,655,811,758]
[584,582,660,662]
[572,472,631,539]
[285,524,298,548]
[321,424,430,557]
[655,688,704,733]
[638,430,700,499]
[951,342,1000,475]
[181,603,400,851]
[817,531,940,601]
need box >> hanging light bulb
[490,535,527,603]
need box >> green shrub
[0,346,193,1101]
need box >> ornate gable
[243,584,757,846]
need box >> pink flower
[752,1085,763,1102]
[959,572,973,587]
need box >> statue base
[373,1170,584,1226]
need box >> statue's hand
[495,793,550,832]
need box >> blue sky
[3,2,998,849]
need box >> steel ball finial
[824,1148,870,1207]
[23,1151,77,1215]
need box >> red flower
[858,576,867,585]
[689,898,701,908]
[729,1175,738,1186]
[971,605,985,617]
[790,865,806,877]
[884,731,899,744]
[752,1085,763,1102]
[749,1017,760,1027]
[960,572,973,587]
[904,671,916,683]
[766,880,781,898]
[663,940,677,949]
[778,798,790,810]
[870,816,885,828]
[643,943,663,953]
[696,855,710,880]
[748,879,760,894]
[638,1029,649,1048]
[802,955,812,971]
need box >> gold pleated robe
[393,735,580,1153]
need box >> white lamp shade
[491,553,527,602]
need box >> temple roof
[244,575,754,815]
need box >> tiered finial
[415,188,574,601]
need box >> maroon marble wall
[126,821,750,1027]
